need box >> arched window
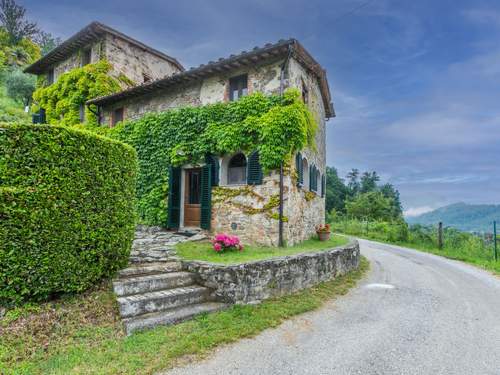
[228,153,247,185]
[302,158,309,191]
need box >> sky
[23,0,500,215]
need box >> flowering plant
[316,224,331,233]
[212,234,244,253]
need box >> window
[302,158,309,191]
[143,73,152,83]
[228,153,247,185]
[302,82,309,104]
[229,74,248,101]
[81,48,92,66]
[111,107,124,127]
[188,170,201,204]
[47,69,54,85]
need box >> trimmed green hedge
[0,124,137,306]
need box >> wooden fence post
[494,221,498,262]
[438,222,443,249]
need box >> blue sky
[24,0,500,215]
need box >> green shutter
[167,166,181,228]
[321,174,326,197]
[247,151,263,185]
[200,164,212,230]
[205,154,219,186]
[295,152,303,187]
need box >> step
[117,285,211,318]
[123,302,229,335]
[129,255,176,264]
[118,262,181,278]
[113,272,196,297]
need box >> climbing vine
[32,60,122,126]
[110,89,317,225]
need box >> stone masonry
[182,239,360,304]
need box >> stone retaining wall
[181,240,360,304]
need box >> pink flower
[214,243,222,252]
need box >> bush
[0,124,137,306]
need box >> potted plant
[316,224,331,241]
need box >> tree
[345,191,395,221]
[346,168,360,197]
[379,182,403,218]
[360,171,380,193]
[34,30,61,55]
[5,68,36,105]
[0,0,39,44]
[325,166,348,214]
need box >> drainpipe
[278,44,293,247]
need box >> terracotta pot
[317,231,331,241]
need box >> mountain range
[406,203,500,233]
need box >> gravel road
[164,239,500,375]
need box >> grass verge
[176,235,350,264]
[347,233,500,275]
[1,257,368,374]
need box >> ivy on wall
[110,89,317,226]
[32,60,122,126]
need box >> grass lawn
[175,235,350,264]
[0,257,368,374]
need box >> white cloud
[404,206,434,217]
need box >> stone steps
[113,226,229,334]
[117,285,212,318]
[118,262,182,278]
[122,302,229,335]
[113,272,197,297]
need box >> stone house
[27,22,335,246]
[24,21,183,88]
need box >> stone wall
[53,40,103,81]
[104,33,181,85]
[211,171,282,247]
[50,33,180,88]
[182,240,360,304]
[101,57,286,124]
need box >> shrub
[0,124,137,306]
[212,234,243,253]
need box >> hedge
[0,124,137,306]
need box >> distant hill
[406,203,500,233]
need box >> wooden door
[184,168,201,227]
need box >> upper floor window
[47,69,54,85]
[302,80,309,104]
[229,74,248,101]
[81,48,92,66]
[143,73,152,83]
[228,153,247,185]
[111,107,124,127]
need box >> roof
[87,39,335,118]
[24,21,184,75]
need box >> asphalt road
[165,240,500,375]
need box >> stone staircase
[113,226,228,335]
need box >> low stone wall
[181,240,360,304]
